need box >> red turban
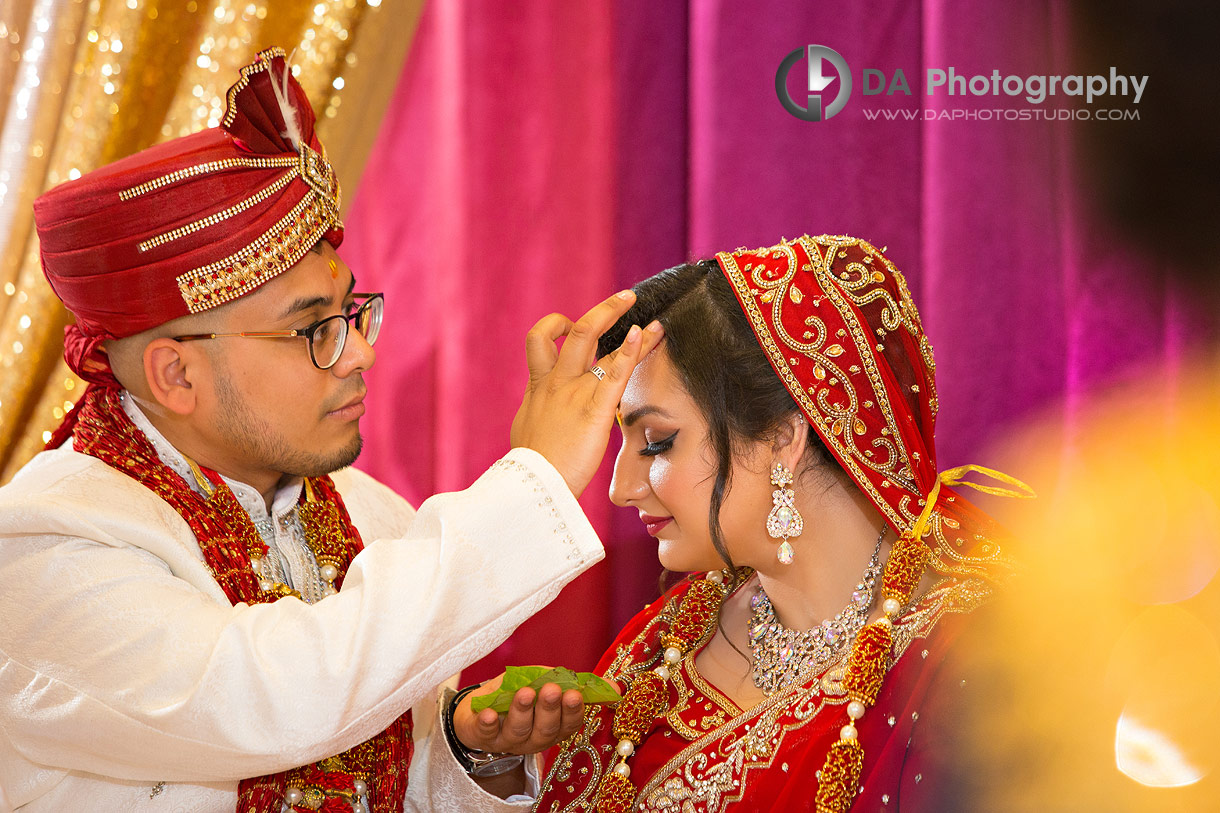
[34,47,342,386]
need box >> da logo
[776,45,852,122]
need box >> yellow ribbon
[184,455,216,497]
[909,464,1035,541]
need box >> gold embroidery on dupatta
[535,711,608,813]
[718,235,1015,583]
[720,237,918,525]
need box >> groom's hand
[511,290,664,497]
[453,673,586,755]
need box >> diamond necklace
[748,527,886,695]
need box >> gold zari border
[137,169,298,253]
[223,46,289,129]
[118,156,298,201]
[175,192,338,313]
[717,235,1013,582]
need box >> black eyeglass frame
[172,292,384,370]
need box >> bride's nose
[609,443,649,506]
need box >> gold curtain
[0,0,423,483]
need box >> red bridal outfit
[535,235,1028,813]
[537,572,986,812]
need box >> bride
[532,234,1028,812]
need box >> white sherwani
[0,405,603,811]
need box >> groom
[0,47,659,811]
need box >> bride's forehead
[621,346,695,411]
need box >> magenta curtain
[340,0,1214,681]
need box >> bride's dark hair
[598,260,839,591]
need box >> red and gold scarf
[716,235,1030,811]
[69,386,412,813]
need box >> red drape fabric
[339,0,1215,680]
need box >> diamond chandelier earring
[766,462,803,564]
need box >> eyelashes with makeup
[639,430,678,457]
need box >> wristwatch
[442,685,526,778]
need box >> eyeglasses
[173,293,384,370]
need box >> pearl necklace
[748,528,885,695]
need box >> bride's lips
[640,514,672,536]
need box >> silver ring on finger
[589,365,607,381]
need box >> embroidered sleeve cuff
[488,447,605,566]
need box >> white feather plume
[269,50,303,152]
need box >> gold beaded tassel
[595,670,667,813]
[821,460,1035,811]
[298,478,349,596]
[594,572,728,813]
[814,464,972,813]
[814,529,927,813]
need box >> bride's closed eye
[639,430,678,457]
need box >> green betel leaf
[469,691,515,715]
[526,666,579,691]
[501,665,551,692]
[468,666,622,714]
[574,672,622,704]
[470,666,550,714]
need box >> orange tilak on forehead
[328,259,338,279]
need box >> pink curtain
[340,0,1213,681]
